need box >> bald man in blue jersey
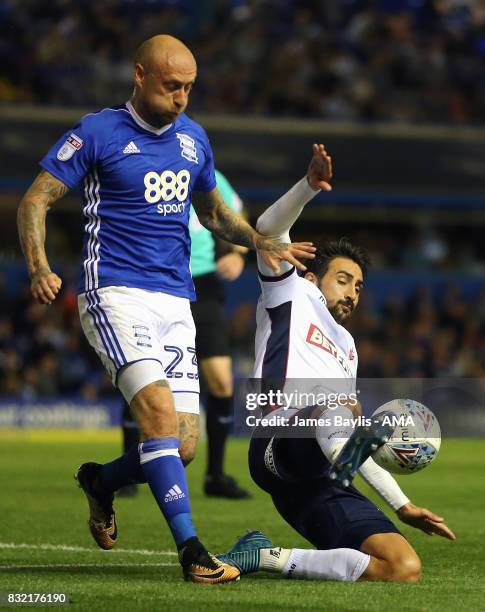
[119,170,250,500]
[17,35,314,583]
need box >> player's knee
[389,553,422,583]
[205,372,232,397]
[208,380,232,398]
[201,357,233,397]
[131,382,178,439]
[142,405,178,438]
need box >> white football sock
[315,405,355,463]
[283,548,370,581]
[259,547,292,572]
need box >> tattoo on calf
[178,412,199,445]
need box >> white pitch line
[0,563,178,570]
[0,542,177,556]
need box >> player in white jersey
[218,145,455,582]
[16,34,315,584]
[253,250,358,383]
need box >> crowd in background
[230,280,485,379]
[0,266,483,401]
[2,0,485,124]
[0,0,483,399]
[346,284,484,378]
[0,275,110,400]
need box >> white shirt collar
[126,100,173,135]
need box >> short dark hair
[304,238,370,279]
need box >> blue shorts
[248,432,400,551]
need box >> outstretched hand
[255,142,332,273]
[397,502,456,540]
[257,239,315,275]
[307,143,333,192]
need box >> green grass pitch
[0,431,483,611]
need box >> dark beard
[328,303,352,324]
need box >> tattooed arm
[192,188,315,274]
[192,188,258,249]
[17,170,69,304]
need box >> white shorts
[78,286,199,413]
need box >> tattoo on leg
[178,412,199,464]
[178,413,199,444]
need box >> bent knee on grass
[390,554,422,583]
[366,553,421,583]
[361,533,422,583]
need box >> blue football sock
[140,438,196,548]
[98,443,146,493]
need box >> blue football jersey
[40,101,217,299]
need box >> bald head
[131,35,197,128]
[134,35,196,75]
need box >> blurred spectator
[345,280,484,378]
[1,208,483,397]
[0,274,111,399]
[1,0,485,124]
[0,267,482,398]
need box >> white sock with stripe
[282,548,370,581]
[259,547,291,572]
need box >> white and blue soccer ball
[371,399,441,475]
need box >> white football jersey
[254,267,357,399]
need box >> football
[371,399,441,475]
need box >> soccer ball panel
[372,399,441,475]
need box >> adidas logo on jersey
[123,141,140,154]
[164,484,185,502]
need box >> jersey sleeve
[39,114,100,189]
[258,266,300,308]
[351,340,358,384]
[193,130,216,192]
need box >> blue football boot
[329,411,395,488]
[216,530,274,574]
